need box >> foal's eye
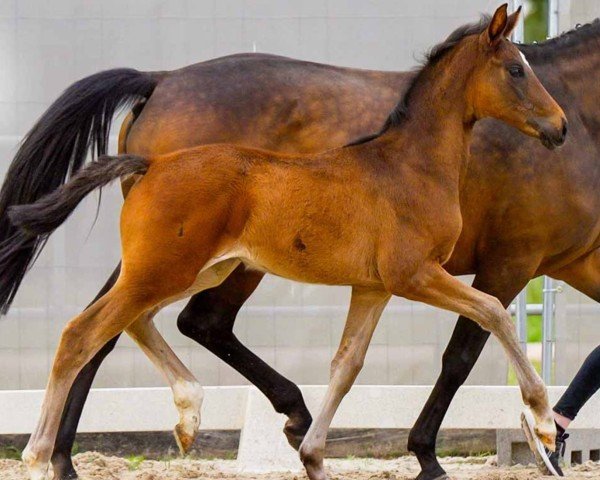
[508,65,525,78]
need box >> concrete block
[497,428,600,467]
[237,387,302,472]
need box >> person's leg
[553,345,600,426]
[522,250,600,476]
[552,251,600,425]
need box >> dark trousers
[554,345,600,421]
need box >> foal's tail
[0,155,149,314]
[0,68,161,313]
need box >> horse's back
[125,53,409,156]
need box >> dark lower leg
[409,317,490,480]
[51,264,121,480]
[178,267,312,448]
[553,345,600,424]
[408,272,527,480]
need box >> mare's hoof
[415,472,450,480]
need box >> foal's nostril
[561,120,568,139]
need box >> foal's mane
[518,18,600,62]
[346,16,490,147]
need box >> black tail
[0,154,149,314]
[0,68,160,313]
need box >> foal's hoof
[22,450,50,480]
[174,424,197,455]
[531,411,557,452]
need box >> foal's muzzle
[531,117,568,150]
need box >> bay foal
[6,6,567,480]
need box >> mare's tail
[0,155,149,313]
[0,68,161,313]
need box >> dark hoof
[51,457,79,480]
[415,469,449,480]
[52,469,79,480]
[283,412,312,450]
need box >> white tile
[17,0,77,19]
[157,18,188,69]
[72,19,103,78]
[94,346,135,387]
[0,349,20,388]
[0,18,17,102]
[215,0,243,18]
[214,18,243,56]
[190,348,220,386]
[20,348,50,389]
[300,0,327,18]
[18,316,48,349]
[299,17,328,63]
[0,102,17,135]
[184,18,215,63]
[242,18,300,58]
[102,0,160,18]
[101,18,162,70]
[156,0,191,19]
[0,0,15,18]
[243,0,300,19]
[16,18,75,103]
[0,315,19,348]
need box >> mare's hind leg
[389,262,555,449]
[299,286,391,480]
[177,265,312,449]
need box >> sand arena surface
[1,453,599,480]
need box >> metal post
[515,289,528,354]
[548,0,559,38]
[542,277,556,384]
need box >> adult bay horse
[3,11,598,480]
[3,6,567,480]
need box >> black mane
[346,16,490,147]
[518,18,600,62]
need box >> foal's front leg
[395,263,555,449]
[126,313,203,454]
[299,286,391,480]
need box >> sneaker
[520,408,567,477]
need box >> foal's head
[463,4,567,149]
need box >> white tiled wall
[0,0,517,390]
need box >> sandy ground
[1,453,599,480]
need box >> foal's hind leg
[125,258,241,454]
[22,284,159,480]
[299,286,390,480]
[126,312,203,454]
[391,263,555,450]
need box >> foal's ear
[503,5,522,39]
[487,3,509,46]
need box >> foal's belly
[228,240,382,287]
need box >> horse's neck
[381,58,474,186]
[530,37,600,139]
